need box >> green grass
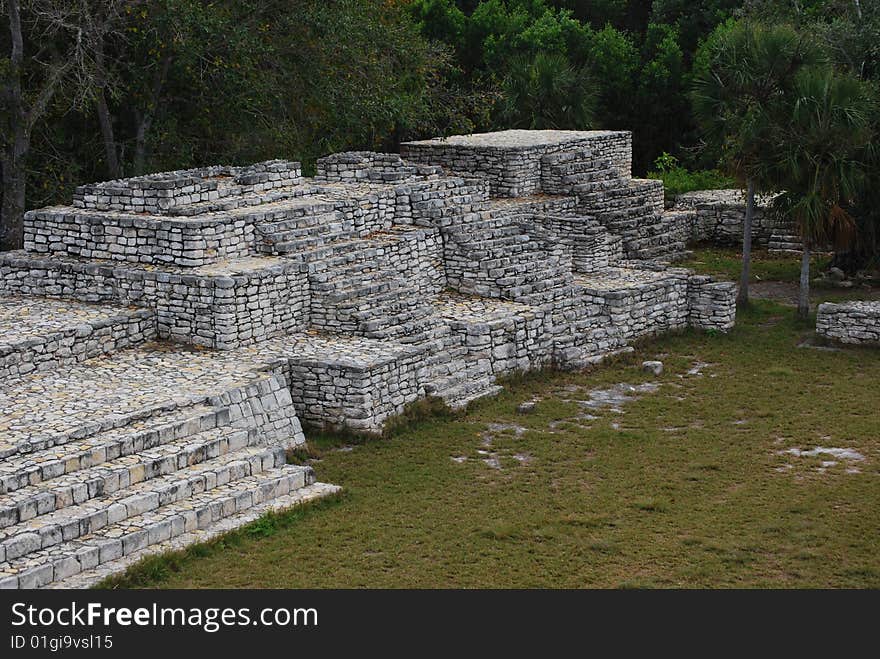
[682,247,878,305]
[101,300,880,589]
[682,247,830,284]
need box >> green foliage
[24,0,478,207]
[647,153,734,198]
[553,1,629,29]
[498,51,596,128]
[691,20,826,185]
[588,24,639,130]
[651,0,742,59]
[634,23,688,165]
[768,67,875,248]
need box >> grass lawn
[102,296,880,589]
[682,246,831,284]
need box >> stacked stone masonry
[0,129,737,588]
[672,189,794,248]
[816,301,880,346]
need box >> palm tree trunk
[737,178,755,306]
[797,242,811,320]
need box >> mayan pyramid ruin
[0,129,737,588]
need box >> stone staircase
[442,210,573,300]
[306,231,500,409]
[544,147,688,263]
[625,209,692,262]
[577,178,684,259]
[0,349,336,588]
[253,198,355,256]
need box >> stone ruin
[816,301,880,346]
[0,129,737,588]
[672,189,801,254]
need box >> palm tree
[768,67,875,320]
[499,52,597,130]
[692,21,824,306]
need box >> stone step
[49,481,341,589]
[172,185,316,216]
[254,205,339,232]
[454,264,572,290]
[0,395,203,461]
[0,445,286,560]
[356,301,436,325]
[255,232,351,256]
[573,178,629,195]
[454,237,545,258]
[0,422,277,531]
[317,276,401,302]
[360,309,440,337]
[445,223,526,243]
[0,403,228,495]
[424,370,501,410]
[627,233,684,250]
[255,213,351,242]
[0,465,317,589]
[598,203,659,221]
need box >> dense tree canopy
[2,0,879,267]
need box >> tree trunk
[0,150,27,252]
[132,114,148,176]
[797,242,811,320]
[96,89,121,179]
[737,178,755,306]
[132,55,172,176]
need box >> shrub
[647,152,734,200]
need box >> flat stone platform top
[0,342,267,451]
[0,297,143,345]
[674,189,778,208]
[574,266,687,292]
[821,300,880,313]
[0,329,425,452]
[434,291,541,322]
[402,129,623,150]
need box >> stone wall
[0,305,156,378]
[816,301,880,345]
[578,267,691,343]
[687,275,738,332]
[214,372,307,446]
[316,151,442,183]
[23,209,255,267]
[673,189,787,246]
[396,177,491,228]
[402,130,631,197]
[73,160,302,214]
[0,253,309,349]
[280,337,426,432]
[437,295,551,377]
